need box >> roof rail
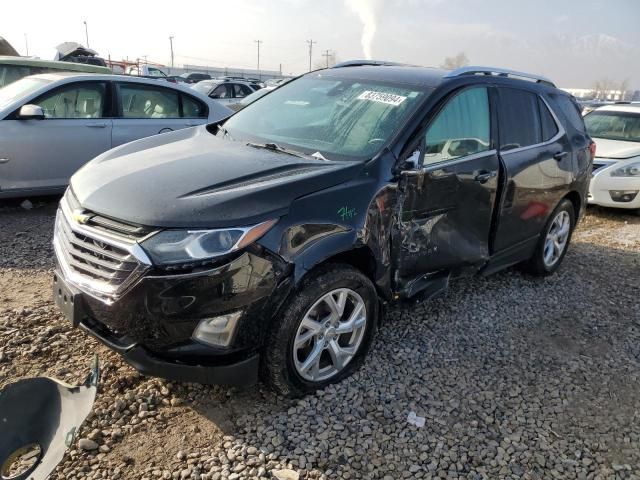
[332,60,410,68]
[444,66,556,87]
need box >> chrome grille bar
[53,192,155,304]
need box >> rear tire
[521,199,575,276]
[261,263,378,397]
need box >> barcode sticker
[357,90,407,106]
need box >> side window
[119,84,179,118]
[424,87,490,165]
[182,94,207,118]
[211,85,230,99]
[539,97,559,141]
[34,82,106,119]
[232,84,253,98]
[553,94,587,134]
[497,88,542,151]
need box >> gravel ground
[1,198,639,480]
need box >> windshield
[193,81,217,94]
[584,110,640,143]
[222,75,429,160]
[0,76,50,110]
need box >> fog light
[609,190,639,202]
[193,311,242,347]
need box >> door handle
[0,158,9,164]
[553,151,568,161]
[474,171,497,184]
[86,122,108,128]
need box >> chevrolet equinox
[53,63,594,396]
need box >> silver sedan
[0,72,232,198]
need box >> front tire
[521,199,575,276]
[262,263,378,397]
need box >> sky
[2,0,640,88]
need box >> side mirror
[18,104,45,120]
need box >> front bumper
[589,160,640,209]
[54,246,292,386]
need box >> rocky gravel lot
[1,198,639,480]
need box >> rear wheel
[521,199,575,276]
[262,264,378,397]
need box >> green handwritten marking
[337,206,357,221]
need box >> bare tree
[441,52,469,70]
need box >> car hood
[71,126,364,228]
[593,138,640,160]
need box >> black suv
[53,63,593,396]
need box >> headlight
[611,162,640,177]
[141,219,277,266]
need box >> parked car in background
[179,72,212,84]
[585,104,640,213]
[227,86,274,111]
[126,65,168,78]
[0,72,231,198]
[216,76,264,90]
[53,64,593,396]
[265,77,291,87]
[0,56,111,88]
[191,79,258,105]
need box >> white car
[585,104,640,213]
[190,79,259,106]
[0,72,232,198]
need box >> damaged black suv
[53,63,593,396]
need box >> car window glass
[182,94,206,118]
[553,94,587,134]
[35,82,105,119]
[212,85,229,99]
[498,88,542,151]
[120,84,179,118]
[539,98,559,141]
[424,87,490,165]
[584,111,640,143]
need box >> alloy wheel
[292,288,367,382]
[543,210,571,267]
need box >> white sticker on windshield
[357,90,407,106]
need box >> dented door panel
[393,151,500,295]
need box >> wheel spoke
[299,341,324,374]
[294,329,316,348]
[325,290,347,320]
[300,317,323,333]
[327,339,354,371]
[335,302,365,334]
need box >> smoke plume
[346,0,377,60]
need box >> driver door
[392,86,500,298]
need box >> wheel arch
[563,190,582,221]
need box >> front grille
[54,192,154,303]
[592,162,607,173]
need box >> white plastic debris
[407,411,425,428]
[20,199,33,210]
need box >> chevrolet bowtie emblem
[72,209,91,225]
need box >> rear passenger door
[492,87,573,253]
[393,86,500,297]
[112,82,207,147]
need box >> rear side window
[119,83,179,118]
[539,98,559,141]
[182,94,207,118]
[34,82,106,119]
[497,88,542,150]
[553,94,587,134]
[424,87,491,165]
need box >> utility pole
[83,20,89,48]
[254,40,262,79]
[322,49,332,69]
[24,33,28,56]
[307,39,317,71]
[169,36,175,68]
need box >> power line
[307,39,317,72]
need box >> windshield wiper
[246,142,310,159]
